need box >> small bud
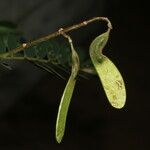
[83,21,87,25]
[22,43,27,48]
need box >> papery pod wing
[56,39,80,143]
[89,30,126,109]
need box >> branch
[2,17,112,57]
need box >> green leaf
[89,30,126,109]
[0,21,19,35]
[56,39,80,143]
[0,32,94,76]
[0,36,6,53]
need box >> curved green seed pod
[89,30,126,109]
[56,36,80,143]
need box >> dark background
[0,0,149,149]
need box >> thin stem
[3,17,112,57]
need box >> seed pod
[56,36,80,143]
[89,30,126,109]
